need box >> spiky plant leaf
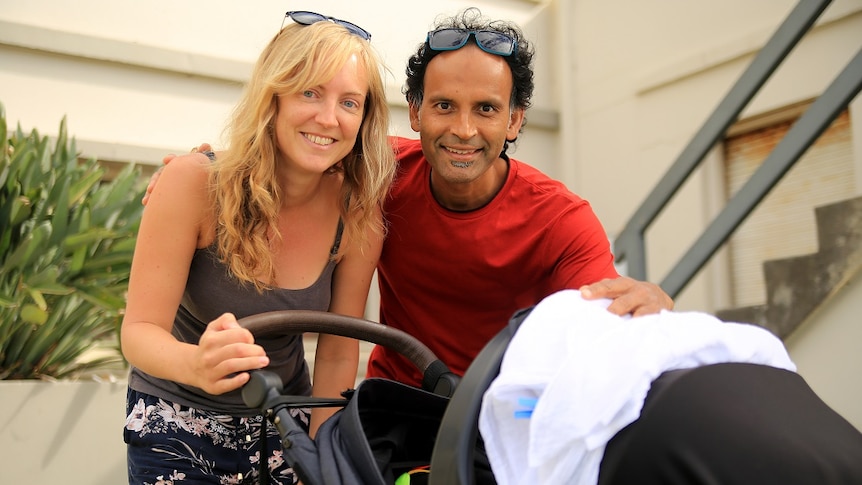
[0,102,145,380]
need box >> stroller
[238,308,529,485]
[238,307,862,485]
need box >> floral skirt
[124,388,310,485]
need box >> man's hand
[142,143,213,205]
[580,276,673,317]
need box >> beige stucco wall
[0,0,548,165]
[555,0,862,313]
[785,270,862,432]
[0,379,128,484]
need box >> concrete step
[716,195,862,338]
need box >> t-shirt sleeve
[545,202,620,289]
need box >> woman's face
[274,53,369,175]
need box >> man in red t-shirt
[366,11,671,387]
[371,137,627,385]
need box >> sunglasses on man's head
[426,28,517,57]
[282,11,372,40]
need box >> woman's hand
[193,313,270,395]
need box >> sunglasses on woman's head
[426,28,517,57]
[282,11,372,40]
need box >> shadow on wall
[0,380,128,484]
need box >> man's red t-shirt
[367,137,619,387]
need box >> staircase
[716,195,862,339]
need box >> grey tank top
[128,220,343,415]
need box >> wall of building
[553,0,862,433]
[0,0,549,165]
[785,266,862,431]
[555,0,862,313]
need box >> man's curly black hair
[403,7,535,144]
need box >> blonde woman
[121,12,395,484]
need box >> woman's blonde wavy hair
[211,21,395,290]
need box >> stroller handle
[238,310,442,379]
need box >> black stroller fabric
[315,378,450,485]
[240,308,513,485]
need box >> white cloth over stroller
[479,289,796,485]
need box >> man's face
[409,43,524,198]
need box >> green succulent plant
[0,102,145,379]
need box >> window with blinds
[724,109,854,307]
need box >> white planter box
[0,379,128,485]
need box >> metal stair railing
[661,48,862,297]
[613,0,862,299]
